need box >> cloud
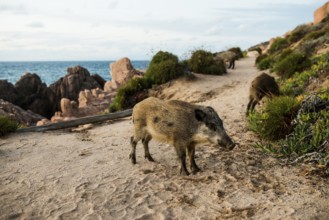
[108,0,119,10]
[27,21,45,28]
[0,3,27,14]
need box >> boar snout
[218,135,235,150]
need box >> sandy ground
[1,57,328,220]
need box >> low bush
[272,53,311,78]
[280,53,329,95]
[144,51,185,85]
[109,77,150,112]
[188,50,226,75]
[286,24,311,44]
[268,38,289,54]
[256,55,274,70]
[248,96,300,140]
[0,116,19,136]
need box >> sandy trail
[1,57,328,220]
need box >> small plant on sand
[0,116,19,136]
[248,96,300,140]
[188,49,226,75]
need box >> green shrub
[256,55,274,70]
[0,116,19,136]
[145,51,184,85]
[272,53,311,78]
[188,49,226,75]
[109,77,151,112]
[287,24,310,43]
[268,38,289,54]
[248,96,300,140]
[304,30,326,41]
[280,53,329,95]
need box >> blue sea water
[0,60,150,86]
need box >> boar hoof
[145,155,155,162]
[180,168,190,176]
[129,154,137,164]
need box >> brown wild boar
[129,97,235,176]
[246,73,280,115]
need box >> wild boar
[129,97,235,175]
[246,73,280,115]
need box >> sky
[0,0,327,61]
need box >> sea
[0,60,150,86]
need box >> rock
[314,2,329,25]
[14,73,57,119]
[0,99,45,126]
[104,57,143,92]
[49,66,102,106]
[92,73,107,88]
[0,80,19,104]
[247,51,259,58]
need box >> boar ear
[195,109,206,121]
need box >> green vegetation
[272,53,311,78]
[188,49,226,75]
[248,96,300,140]
[249,52,329,176]
[280,53,329,95]
[144,51,185,85]
[268,38,289,53]
[256,54,274,70]
[0,116,19,136]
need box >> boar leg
[246,98,258,114]
[175,145,190,176]
[129,136,138,164]
[187,144,200,174]
[142,135,155,162]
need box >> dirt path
[1,57,328,219]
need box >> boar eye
[206,122,216,131]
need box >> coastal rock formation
[14,73,57,119]
[0,74,56,119]
[0,80,19,104]
[0,99,45,126]
[49,66,103,106]
[50,88,115,121]
[104,57,143,92]
[314,2,329,25]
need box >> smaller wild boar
[129,97,235,176]
[246,73,280,115]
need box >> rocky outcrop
[314,2,329,25]
[50,88,115,122]
[0,74,56,119]
[104,57,143,92]
[0,99,45,126]
[0,80,19,104]
[14,73,57,119]
[49,66,103,105]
